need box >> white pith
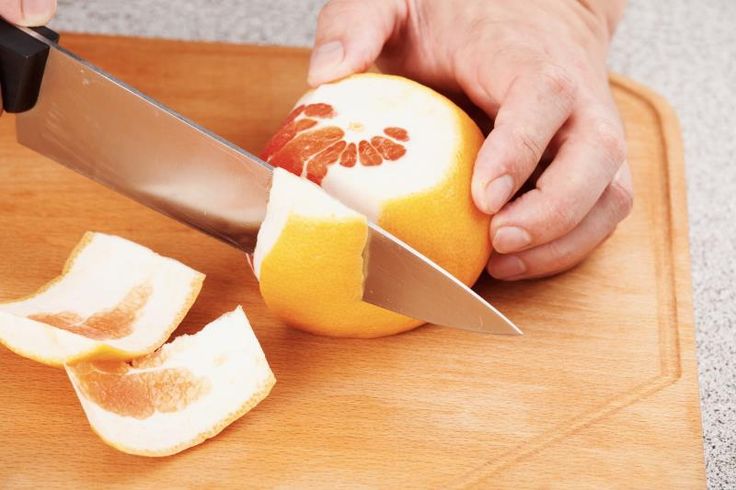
[0,233,203,364]
[287,75,460,220]
[66,306,274,456]
[252,168,361,279]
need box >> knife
[0,21,521,335]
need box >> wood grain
[0,34,704,488]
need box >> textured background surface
[48,0,734,487]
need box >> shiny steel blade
[14,28,521,335]
[364,224,522,334]
[15,31,271,252]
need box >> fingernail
[482,174,514,214]
[493,226,532,253]
[488,255,527,279]
[308,41,344,86]
[20,0,55,26]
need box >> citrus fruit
[257,74,490,337]
[254,168,418,337]
[0,232,204,366]
[66,306,275,457]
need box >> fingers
[0,0,57,26]
[308,0,406,87]
[471,62,577,214]
[490,104,627,253]
[487,162,633,280]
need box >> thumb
[308,0,405,87]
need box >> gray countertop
[49,0,735,487]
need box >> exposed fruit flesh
[0,232,204,366]
[262,102,411,185]
[71,359,210,419]
[66,306,276,457]
[27,281,153,341]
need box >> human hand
[0,0,57,115]
[1,0,56,26]
[308,0,632,280]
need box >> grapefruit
[0,232,204,366]
[254,168,417,337]
[257,74,490,337]
[66,306,275,457]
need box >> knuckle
[537,64,577,105]
[467,17,495,43]
[512,127,545,167]
[507,125,545,169]
[544,240,576,269]
[545,196,579,235]
[546,201,577,238]
[593,119,627,165]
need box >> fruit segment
[66,306,275,457]
[0,232,204,366]
[262,100,411,185]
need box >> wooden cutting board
[0,34,704,488]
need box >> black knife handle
[0,19,59,113]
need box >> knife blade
[1,24,521,335]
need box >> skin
[309,0,632,280]
[0,0,56,114]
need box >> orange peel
[66,306,275,457]
[0,232,204,366]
